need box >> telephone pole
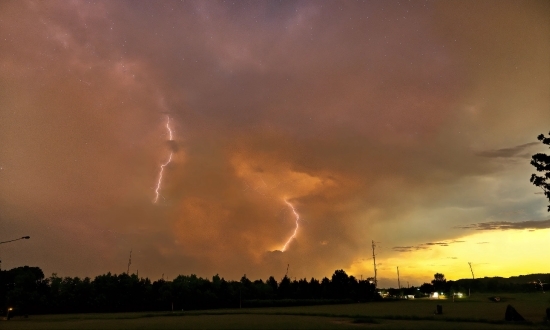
[397,266,401,290]
[371,240,378,289]
[468,262,474,297]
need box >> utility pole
[468,262,474,297]
[397,266,401,290]
[371,240,378,289]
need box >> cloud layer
[457,219,550,231]
[0,0,549,285]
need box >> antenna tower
[127,249,132,274]
[285,264,289,278]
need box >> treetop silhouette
[530,131,550,212]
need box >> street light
[0,236,30,245]
[6,307,14,320]
[0,236,30,271]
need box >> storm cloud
[0,0,548,284]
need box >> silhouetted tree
[278,275,291,298]
[4,266,45,315]
[530,131,550,211]
[432,273,445,281]
[266,276,278,295]
[331,269,350,298]
[320,277,330,298]
[308,277,321,299]
[419,282,434,294]
[431,273,446,292]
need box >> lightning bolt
[281,199,300,252]
[153,116,173,203]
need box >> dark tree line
[1,266,377,315]
[416,273,549,295]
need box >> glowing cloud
[282,199,300,252]
[153,116,174,203]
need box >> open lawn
[2,293,549,329]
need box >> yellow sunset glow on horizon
[348,229,550,287]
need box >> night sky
[1,0,549,287]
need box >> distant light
[432,292,439,298]
[8,307,13,311]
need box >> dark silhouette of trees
[2,266,46,315]
[1,266,378,315]
[431,273,446,292]
[418,273,549,296]
[530,131,550,211]
[433,273,446,282]
[266,276,278,294]
[447,274,547,294]
[419,282,434,294]
[277,275,292,299]
[4,265,546,316]
[331,269,350,299]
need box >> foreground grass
[2,314,538,330]
[2,293,549,329]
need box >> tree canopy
[1,266,377,315]
[530,132,550,212]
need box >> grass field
[2,293,549,329]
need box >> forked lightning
[281,200,300,251]
[153,116,174,203]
